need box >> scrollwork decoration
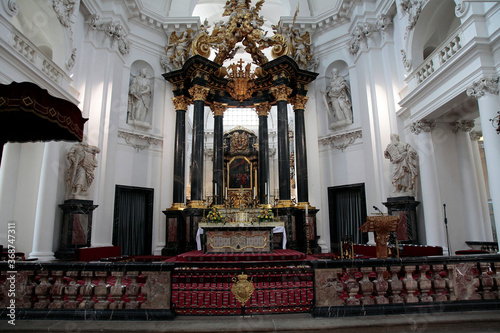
[319,130,362,152]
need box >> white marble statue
[66,142,100,198]
[322,68,353,129]
[127,68,152,124]
[384,134,419,197]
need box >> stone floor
[1,310,500,332]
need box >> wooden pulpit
[360,215,399,259]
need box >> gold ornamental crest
[226,59,256,102]
[231,273,255,305]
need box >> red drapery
[0,81,87,143]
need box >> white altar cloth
[196,226,287,251]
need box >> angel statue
[291,29,311,70]
[163,30,193,71]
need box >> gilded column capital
[210,101,228,116]
[254,102,271,116]
[189,85,210,101]
[290,95,309,111]
[270,85,292,102]
[450,120,474,134]
[410,120,436,135]
[466,76,499,100]
[171,96,192,111]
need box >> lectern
[360,215,399,259]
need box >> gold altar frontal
[200,222,283,254]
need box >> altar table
[196,225,287,253]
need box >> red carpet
[165,249,308,263]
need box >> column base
[275,200,294,208]
[166,203,186,211]
[295,202,316,210]
[260,204,272,209]
[188,200,206,209]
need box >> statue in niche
[322,68,353,129]
[384,134,419,197]
[127,68,152,125]
[66,141,100,198]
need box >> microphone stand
[443,204,452,256]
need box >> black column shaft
[258,114,270,204]
[173,109,186,204]
[191,100,205,201]
[213,114,224,205]
[277,100,291,201]
[295,108,309,203]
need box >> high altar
[160,0,320,256]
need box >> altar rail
[1,255,500,319]
[0,261,175,320]
[312,254,500,316]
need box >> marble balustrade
[1,255,500,319]
[312,255,500,316]
[0,261,175,320]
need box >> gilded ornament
[172,96,191,111]
[210,101,228,116]
[188,85,210,101]
[226,59,256,102]
[255,102,271,116]
[231,273,255,306]
[290,95,309,110]
[270,85,292,101]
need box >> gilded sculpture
[163,0,316,71]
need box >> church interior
[1,0,500,324]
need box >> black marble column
[170,96,190,209]
[188,85,209,207]
[272,85,293,207]
[292,96,309,205]
[277,99,291,203]
[211,102,227,206]
[255,102,271,205]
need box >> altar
[197,221,286,254]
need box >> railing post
[374,267,389,304]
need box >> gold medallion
[231,273,255,306]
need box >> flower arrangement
[207,207,223,223]
[257,208,274,223]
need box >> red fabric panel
[0,81,87,143]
